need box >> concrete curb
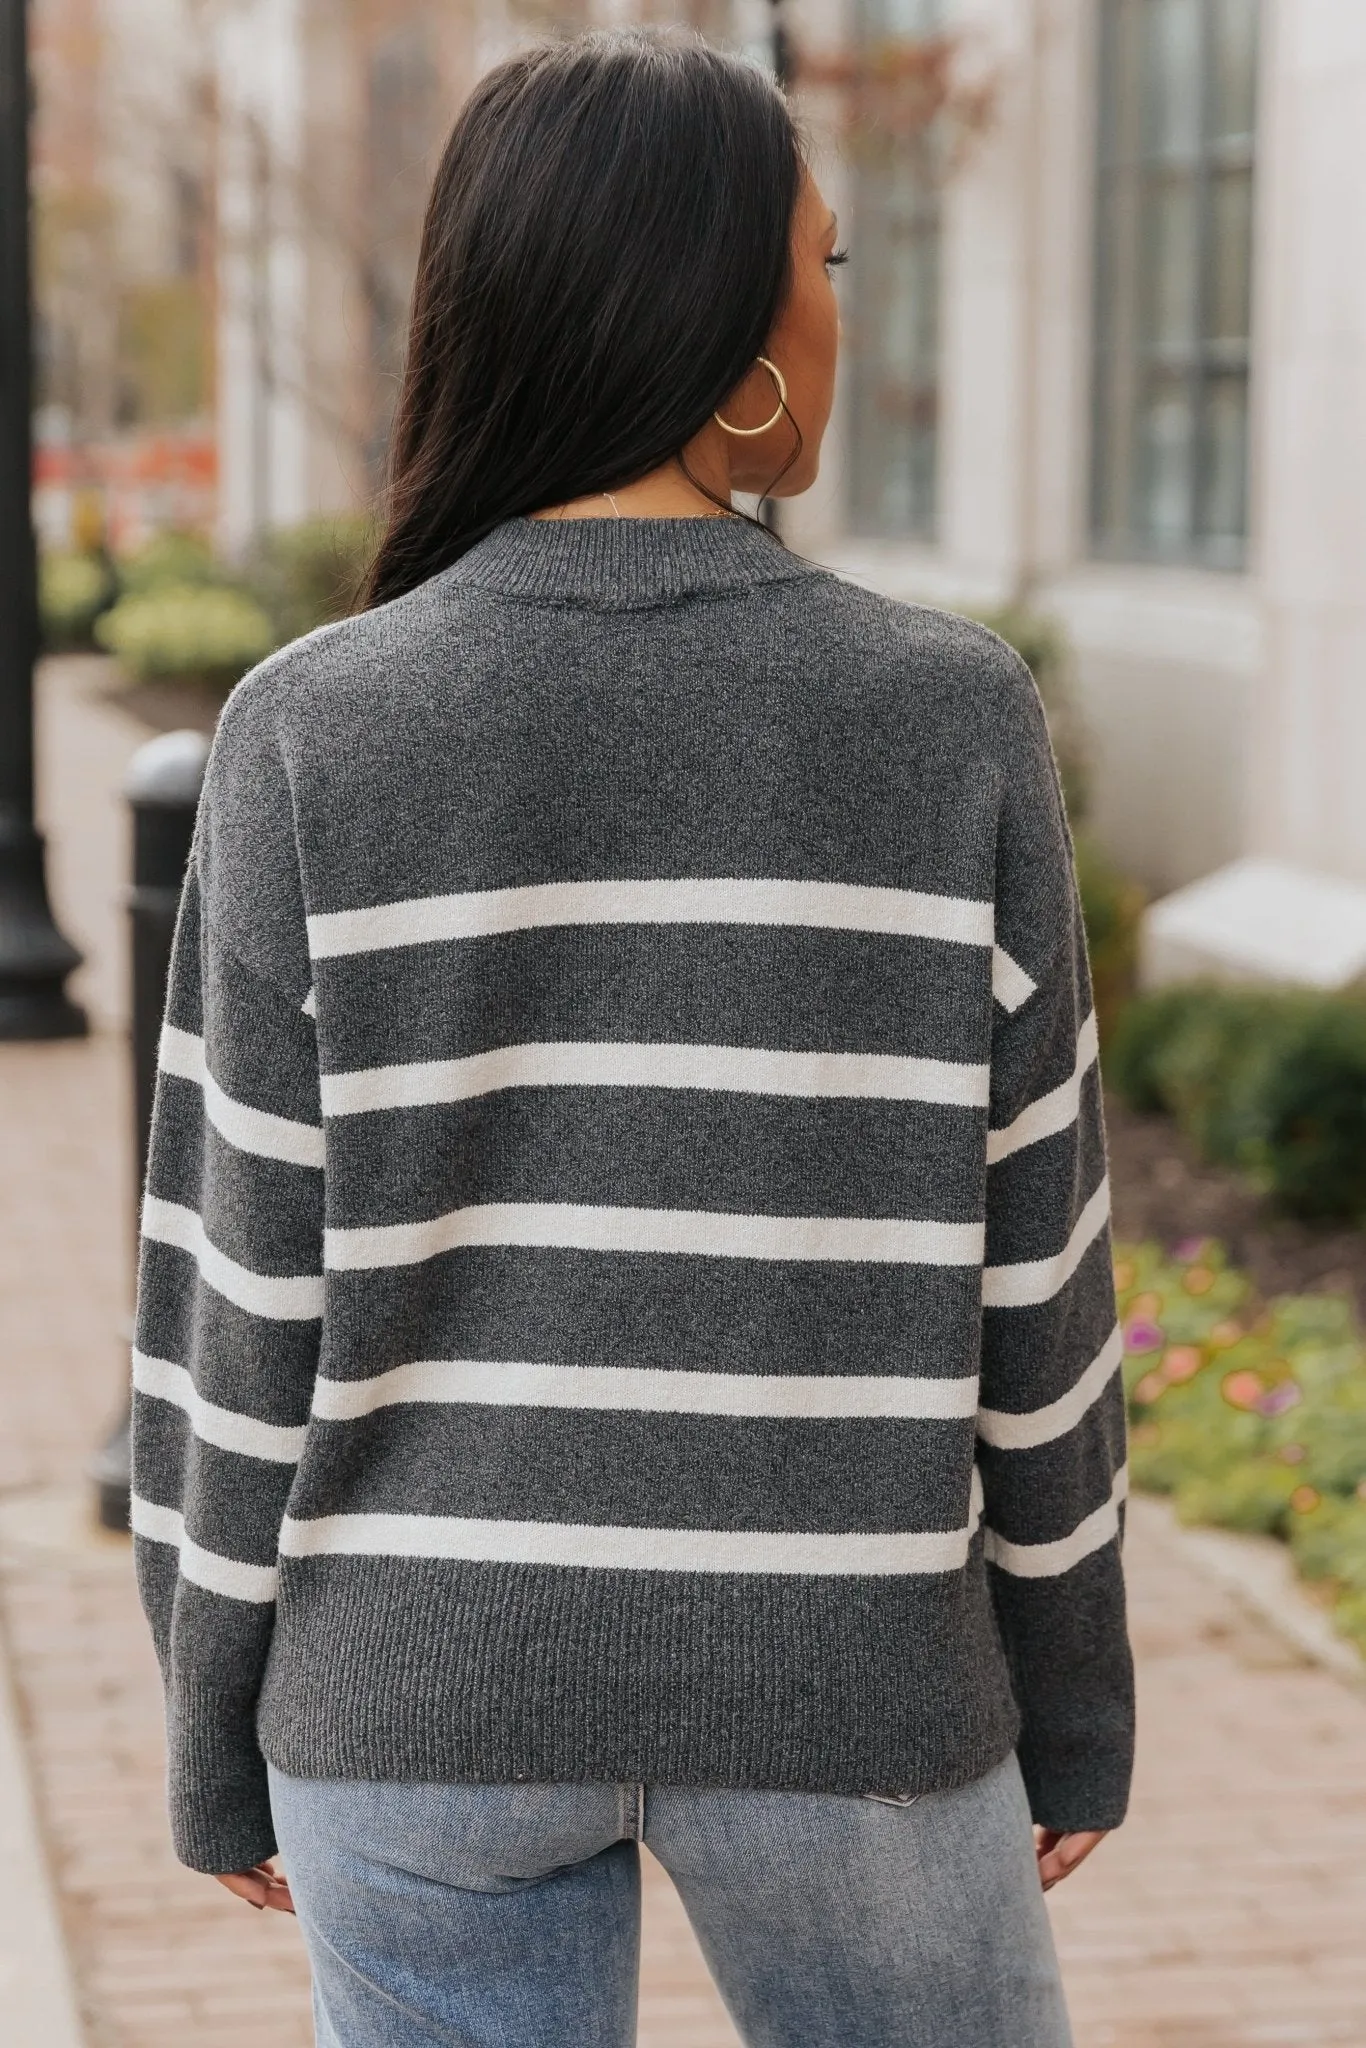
[0,1606,87,2047]
[1131,1492,1366,1688]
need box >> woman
[133,29,1131,2047]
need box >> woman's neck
[532,446,733,521]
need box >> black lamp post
[0,0,85,1041]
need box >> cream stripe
[980,1177,1111,1309]
[976,1327,1123,1450]
[986,1013,1099,1165]
[278,1510,978,1576]
[324,1203,986,1272]
[159,1026,325,1168]
[157,1023,205,1083]
[130,1496,279,1603]
[312,1358,980,1422]
[133,1350,307,1462]
[991,947,1037,1012]
[321,1041,991,1116]
[306,876,996,960]
[141,1196,325,1320]
[301,986,317,1018]
[984,1467,1129,1579]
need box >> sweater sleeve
[131,683,324,1874]
[977,666,1134,1835]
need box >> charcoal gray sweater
[131,515,1132,1876]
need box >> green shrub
[1117,1239,1366,1654]
[117,530,224,596]
[95,582,276,688]
[40,551,117,651]
[1288,1496,1366,1594]
[1174,1460,1303,1535]
[1288,1498,1366,1655]
[1253,999,1366,1221]
[1148,989,1289,1167]
[1109,985,1366,1221]
[1333,1589,1366,1654]
[1107,984,1211,1112]
[247,513,378,644]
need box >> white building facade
[784,0,1366,905]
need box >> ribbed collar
[445,515,819,609]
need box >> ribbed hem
[166,1678,277,1874]
[256,1553,1023,1802]
[444,515,819,609]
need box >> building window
[847,0,943,540]
[1092,0,1259,569]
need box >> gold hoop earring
[714,356,789,437]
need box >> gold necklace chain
[544,488,734,520]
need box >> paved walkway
[2,659,1365,2046]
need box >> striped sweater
[132,515,1132,1876]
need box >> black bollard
[92,730,210,1533]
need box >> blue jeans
[268,1753,1072,2048]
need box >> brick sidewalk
[3,660,1365,2046]
[1051,1496,1366,2046]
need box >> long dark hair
[363,30,803,608]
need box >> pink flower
[1172,1236,1209,1263]
[1258,1382,1302,1418]
[1124,1318,1163,1354]
[1221,1370,1263,1412]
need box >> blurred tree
[115,279,208,425]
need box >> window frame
[1089,0,1259,572]
[844,0,945,543]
